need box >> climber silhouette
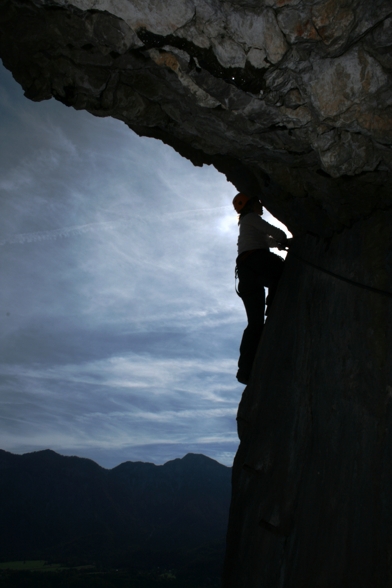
[233,193,288,385]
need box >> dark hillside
[0,449,231,570]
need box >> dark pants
[237,249,284,377]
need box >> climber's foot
[236,369,249,385]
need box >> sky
[0,61,288,469]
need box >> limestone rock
[1,0,391,236]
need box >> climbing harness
[235,264,240,296]
[234,250,261,297]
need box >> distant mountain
[0,449,231,571]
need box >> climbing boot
[236,369,249,385]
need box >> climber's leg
[243,250,284,314]
[237,289,265,384]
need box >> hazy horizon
[1,445,233,469]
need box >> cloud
[0,62,289,468]
[0,220,121,246]
[0,352,239,467]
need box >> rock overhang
[1,0,391,237]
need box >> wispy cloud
[0,352,239,466]
[0,220,122,246]
[0,62,288,468]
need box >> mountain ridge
[0,448,231,569]
[0,448,226,471]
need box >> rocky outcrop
[1,0,392,235]
[1,0,392,586]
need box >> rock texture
[1,0,392,235]
[229,214,392,587]
[1,0,392,586]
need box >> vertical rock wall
[224,211,392,587]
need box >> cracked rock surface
[1,1,392,586]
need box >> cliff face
[230,214,392,586]
[1,0,392,585]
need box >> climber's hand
[278,237,292,251]
[278,240,289,251]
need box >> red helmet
[232,193,250,213]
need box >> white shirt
[237,213,286,255]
